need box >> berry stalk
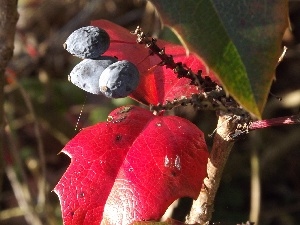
[132,26,209,85]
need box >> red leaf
[54,106,208,225]
[91,20,218,106]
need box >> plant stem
[186,114,235,224]
[5,164,43,225]
[132,26,215,86]
[16,80,47,213]
[0,0,18,198]
[249,138,261,224]
[249,114,300,130]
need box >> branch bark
[186,113,236,224]
[0,0,18,192]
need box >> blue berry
[69,56,117,94]
[64,26,110,59]
[99,60,140,98]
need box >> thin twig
[132,26,216,87]
[5,118,43,225]
[0,207,24,220]
[249,134,261,224]
[5,164,43,225]
[0,51,5,202]
[5,116,33,205]
[6,70,48,214]
[15,79,47,212]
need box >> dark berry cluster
[65,26,140,98]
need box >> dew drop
[156,122,162,127]
[128,167,133,172]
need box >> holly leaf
[149,0,288,118]
[91,20,218,106]
[54,106,208,225]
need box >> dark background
[0,1,299,225]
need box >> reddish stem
[249,114,300,130]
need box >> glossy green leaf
[150,0,288,118]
